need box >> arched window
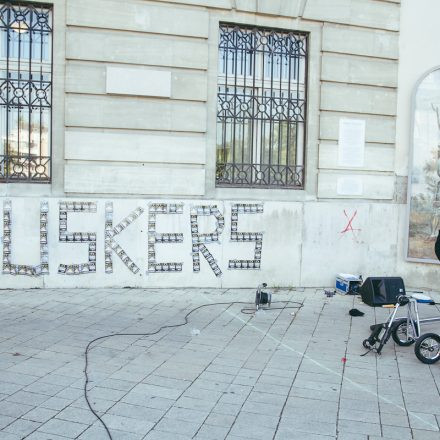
[407,67,440,263]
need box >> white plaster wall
[1,197,431,290]
[0,198,303,289]
[301,202,399,287]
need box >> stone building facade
[0,0,437,289]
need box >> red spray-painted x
[340,210,361,235]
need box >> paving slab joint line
[199,292,439,431]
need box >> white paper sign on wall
[338,118,366,167]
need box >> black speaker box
[360,277,405,307]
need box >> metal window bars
[216,24,307,189]
[0,2,52,182]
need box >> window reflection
[216,25,307,188]
[0,3,52,182]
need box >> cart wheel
[391,319,416,346]
[414,333,440,364]
[363,339,371,349]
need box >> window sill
[212,186,315,202]
[0,182,52,198]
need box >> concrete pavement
[0,287,439,440]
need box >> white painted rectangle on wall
[106,66,171,98]
[337,176,363,196]
[338,118,366,167]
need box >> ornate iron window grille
[216,24,307,189]
[0,2,52,183]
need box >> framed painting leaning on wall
[407,67,440,263]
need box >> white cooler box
[335,273,362,295]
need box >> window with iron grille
[216,24,307,189]
[0,2,52,183]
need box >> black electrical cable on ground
[83,300,303,439]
